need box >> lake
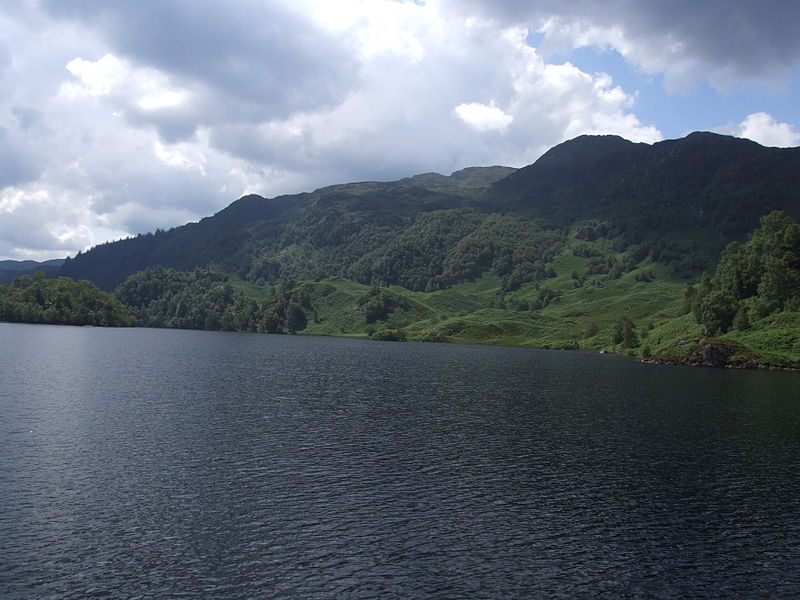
[1,322,799,599]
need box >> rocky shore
[643,336,798,371]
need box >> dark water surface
[1,323,799,599]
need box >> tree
[697,290,738,335]
[733,306,751,331]
[286,301,307,333]
[691,273,713,322]
[692,210,800,326]
[612,316,639,349]
[0,273,135,327]
[682,284,696,315]
[754,255,800,317]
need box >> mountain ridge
[0,259,65,284]
[60,132,800,291]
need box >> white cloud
[153,142,202,175]
[212,11,659,180]
[455,102,514,133]
[64,54,127,97]
[444,0,800,91]
[0,187,26,213]
[0,186,99,258]
[43,0,359,132]
[22,0,800,261]
[63,53,191,113]
[138,90,188,111]
[721,112,800,147]
[311,0,428,62]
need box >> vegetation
[16,131,797,369]
[12,210,796,370]
[691,211,800,335]
[115,268,262,331]
[0,259,64,283]
[370,329,407,342]
[0,272,135,326]
[60,133,800,292]
[651,337,763,368]
[104,208,799,368]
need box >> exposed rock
[649,336,767,370]
[698,343,732,368]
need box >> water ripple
[1,324,800,598]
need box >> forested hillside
[60,166,517,290]
[60,132,800,292]
[0,272,134,327]
[34,131,800,367]
[650,211,800,368]
[0,259,64,283]
[94,210,800,368]
[690,211,800,335]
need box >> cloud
[0,0,664,259]
[0,126,41,188]
[0,187,97,260]
[443,0,800,90]
[42,0,359,140]
[720,112,800,147]
[208,12,660,183]
[4,0,796,261]
[455,102,514,133]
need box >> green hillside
[46,132,800,368]
[0,259,64,283]
[61,132,800,292]
[102,210,799,368]
[0,272,135,327]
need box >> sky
[1,0,799,261]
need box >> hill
[49,132,800,367]
[487,132,800,275]
[0,259,64,283]
[60,132,800,292]
[108,210,800,367]
[0,272,135,327]
[60,166,517,290]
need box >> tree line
[0,272,135,327]
[687,210,800,335]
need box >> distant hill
[60,166,519,290]
[47,134,800,367]
[0,259,64,283]
[489,132,798,235]
[60,132,800,291]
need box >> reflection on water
[1,323,799,598]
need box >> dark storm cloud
[43,0,359,137]
[448,0,800,86]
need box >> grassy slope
[721,313,800,367]
[226,237,798,368]
[229,279,271,303]
[533,252,686,349]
